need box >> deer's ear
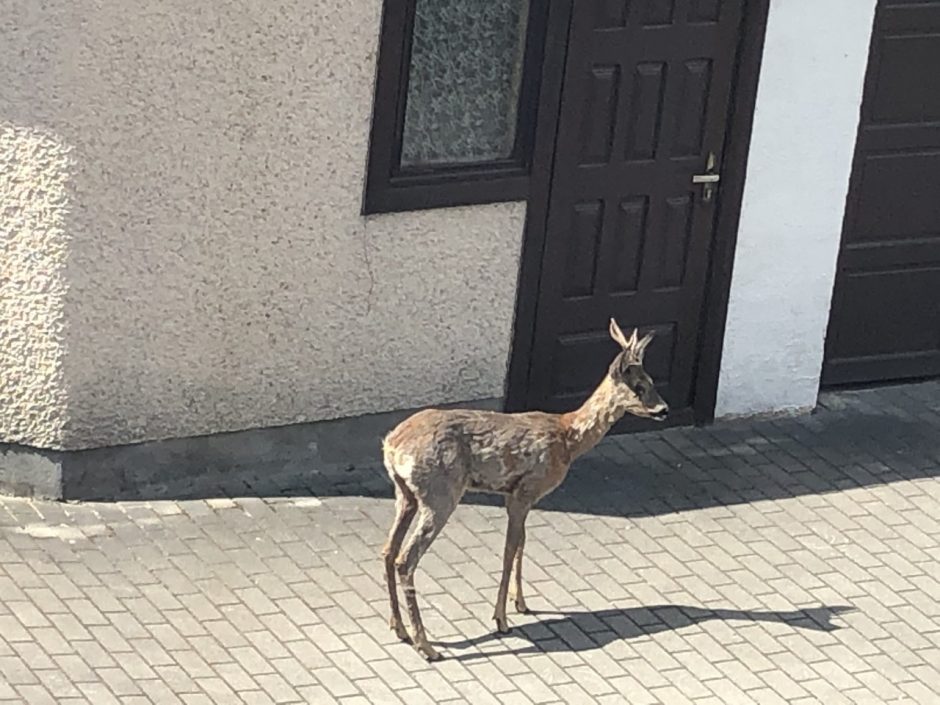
[609,318,632,349]
[636,331,655,361]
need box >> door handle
[692,152,721,203]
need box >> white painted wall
[715,0,878,418]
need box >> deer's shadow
[436,604,854,661]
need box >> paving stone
[15,684,58,705]
[0,655,39,685]
[0,382,938,702]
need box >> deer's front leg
[495,499,529,633]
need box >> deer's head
[607,318,669,421]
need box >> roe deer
[381,318,668,660]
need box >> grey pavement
[1,382,939,704]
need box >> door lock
[692,152,721,203]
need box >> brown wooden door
[523,0,746,428]
[822,0,940,386]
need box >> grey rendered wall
[0,1,526,450]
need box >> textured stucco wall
[0,126,72,448]
[715,0,878,418]
[1,1,526,450]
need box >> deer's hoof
[391,620,411,643]
[514,597,529,614]
[495,617,511,634]
[416,643,442,662]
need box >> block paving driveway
[1,383,939,704]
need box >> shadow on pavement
[436,604,855,660]
[49,382,939,520]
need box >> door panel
[823,0,940,386]
[524,0,746,428]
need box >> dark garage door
[823,0,940,385]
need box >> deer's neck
[562,375,627,459]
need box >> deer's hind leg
[510,521,528,614]
[383,475,417,641]
[397,490,460,661]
